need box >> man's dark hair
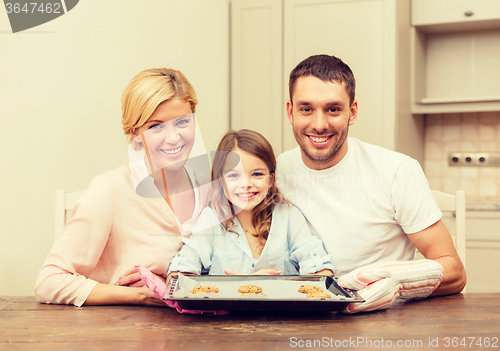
[289,54,356,106]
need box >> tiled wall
[424,112,500,205]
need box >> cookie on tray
[298,285,323,293]
[187,290,207,294]
[306,291,331,299]
[241,292,267,297]
[190,285,219,293]
[238,285,262,293]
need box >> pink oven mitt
[337,259,443,313]
[134,265,228,315]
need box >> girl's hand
[224,269,282,275]
[224,270,245,275]
[313,269,334,276]
[253,269,282,275]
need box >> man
[276,54,466,312]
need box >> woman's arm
[84,283,166,306]
[35,173,123,306]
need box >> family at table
[34,54,467,313]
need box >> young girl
[168,129,334,277]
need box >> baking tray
[164,274,363,311]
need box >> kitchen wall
[424,112,500,205]
[0,0,230,296]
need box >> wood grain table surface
[1,293,499,350]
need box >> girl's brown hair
[210,129,286,251]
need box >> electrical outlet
[448,152,500,166]
[448,152,462,166]
[476,153,489,166]
[462,153,476,166]
[477,152,500,166]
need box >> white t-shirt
[276,137,442,277]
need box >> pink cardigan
[35,163,209,306]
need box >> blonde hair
[211,130,287,251]
[121,68,198,141]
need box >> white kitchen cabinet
[230,0,283,152]
[231,0,425,164]
[412,0,500,29]
[411,0,500,114]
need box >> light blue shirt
[168,203,334,275]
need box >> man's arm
[409,219,466,296]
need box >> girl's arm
[287,206,335,275]
[168,208,220,277]
[168,230,214,277]
[167,218,218,279]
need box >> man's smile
[307,134,333,146]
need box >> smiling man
[276,54,466,313]
[288,74,356,170]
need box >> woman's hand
[137,286,168,306]
[117,271,166,287]
[225,269,282,275]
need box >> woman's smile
[160,144,185,156]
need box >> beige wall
[424,112,500,204]
[0,0,230,295]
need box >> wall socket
[448,152,500,166]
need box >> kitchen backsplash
[424,111,500,205]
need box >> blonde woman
[35,68,211,306]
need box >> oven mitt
[134,265,228,315]
[337,259,443,313]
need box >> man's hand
[337,259,443,313]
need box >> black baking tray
[164,274,363,311]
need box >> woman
[35,68,211,306]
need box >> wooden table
[1,294,499,350]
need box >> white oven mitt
[337,259,443,313]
